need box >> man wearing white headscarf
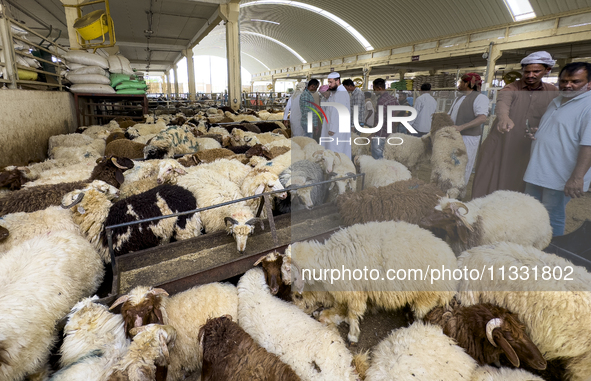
[472,51,557,198]
[319,72,352,158]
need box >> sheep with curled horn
[419,190,552,255]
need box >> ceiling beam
[116,41,185,50]
[129,60,173,65]
[188,7,223,49]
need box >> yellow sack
[18,69,38,81]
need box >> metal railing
[0,4,67,90]
[104,172,365,296]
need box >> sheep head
[290,175,314,209]
[0,166,30,190]
[328,171,356,194]
[224,212,258,253]
[61,180,120,210]
[419,198,473,243]
[156,160,188,185]
[129,324,177,367]
[254,247,304,299]
[110,287,169,339]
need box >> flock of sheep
[0,104,590,381]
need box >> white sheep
[125,120,167,139]
[231,129,287,147]
[0,230,104,381]
[159,158,251,186]
[0,205,80,254]
[240,168,286,218]
[289,220,457,343]
[195,137,222,150]
[238,268,361,381]
[365,322,478,381]
[471,366,545,381]
[291,136,318,150]
[173,167,257,252]
[49,138,106,162]
[120,158,186,198]
[456,241,591,381]
[81,120,123,139]
[290,143,306,162]
[110,282,238,381]
[21,159,97,188]
[108,324,177,380]
[48,133,95,153]
[49,296,129,381]
[252,151,293,177]
[354,154,411,188]
[430,126,468,199]
[383,132,431,174]
[419,191,553,255]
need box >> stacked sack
[63,50,114,94]
[5,24,42,80]
[108,55,146,94]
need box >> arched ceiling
[191,0,591,74]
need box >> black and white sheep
[419,190,553,254]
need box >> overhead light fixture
[242,31,307,63]
[242,1,374,51]
[503,0,536,21]
[251,19,280,25]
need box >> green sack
[116,88,146,95]
[116,80,147,90]
[110,73,130,87]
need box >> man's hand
[283,120,290,128]
[452,125,462,132]
[565,176,585,198]
[524,127,538,140]
[328,131,335,136]
[497,117,515,134]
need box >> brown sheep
[0,156,133,216]
[0,226,8,241]
[267,146,290,159]
[226,145,252,154]
[253,122,283,133]
[105,139,147,160]
[113,116,139,130]
[424,298,547,371]
[238,123,262,134]
[105,131,127,145]
[199,315,301,381]
[177,148,235,167]
[430,112,455,135]
[0,166,31,190]
[336,178,445,226]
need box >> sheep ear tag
[115,170,125,185]
[493,330,520,368]
[77,206,86,215]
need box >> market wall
[0,90,77,167]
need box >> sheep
[231,129,287,147]
[63,182,202,263]
[336,178,445,227]
[144,125,201,160]
[0,157,134,216]
[171,167,257,252]
[159,158,251,186]
[125,120,167,140]
[177,148,235,166]
[365,322,479,381]
[237,268,361,381]
[351,132,372,158]
[198,315,301,381]
[107,324,177,381]
[119,159,186,198]
[272,127,290,138]
[0,230,104,381]
[354,154,411,188]
[49,138,106,161]
[105,139,147,160]
[132,133,157,145]
[110,282,238,381]
[279,160,327,210]
[430,112,456,135]
[106,131,127,145]
[226,144,252,154]
[471,366,545,381]
[48,132,95,153]
[240,168,287,218]
[456,241,591,381]
[49,296,129,381]
[424,298,547,371]
[289,144,306,162]
[223,111,261,123]
[286,220,458,343]
[0,206,80,254]
[430,126,468,198]
[0,165,32,190]
[419,190,553,254]
[81,120,123,139]
[20,159,98,188]
[383,132,432,174]
[291,136,318,150]
[194,137,222,151]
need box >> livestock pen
[98,173,365,304]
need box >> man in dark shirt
[371,78,399,159]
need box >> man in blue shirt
[524,62,591,236]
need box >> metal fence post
[0,4,17,89]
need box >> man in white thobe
[320,72,351,158]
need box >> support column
[60,0,83,49]
[362,66,372,90]
[0,4,17,88]
[483,43,502,91]
[173,65,179,99]
[161,75,166,94]
[220,1,242,110]
[165,71,172,99]
[184,49,196,101]
[271,78,277,92]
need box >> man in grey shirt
[524,62,591,236]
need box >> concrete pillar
[399,70,407,81]
[60,0,83,49]
[165,72,172,99]
[483,43,502,91]
[221,1,242,110]
[362,66,372,90]
[173,65,179,99]
[184,49,196,101]
[161,75,166,94]
[271,78,277,92]
[0,4,17,88]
